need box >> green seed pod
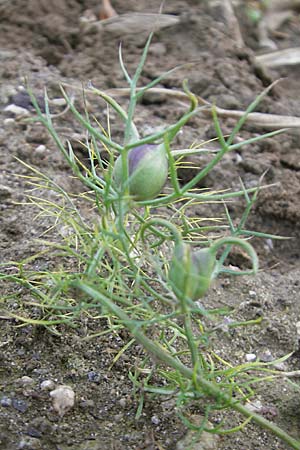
[113,143,168,201]
[169,242,216,301]
[169,237,259,301]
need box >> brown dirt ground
[0,1,300,449]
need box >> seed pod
[169,242,215,301]
[169,237,258,301]
[113,143,168,201]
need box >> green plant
[2,33,299,449]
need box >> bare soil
[0,1,300,449]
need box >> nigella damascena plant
[113,143,168,201]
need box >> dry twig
[255,47,300,68]
[222,0,245,48]
[104,86,300,130]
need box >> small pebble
[79,399,95,409]
[12,398,29,413]
[8,90,35,111]
[50,385,75,417]
[35,144,47,154]
[235,153,243,164]
[273,361,287,371]
[19,376,35,386]
[114,413,123,422]
[0,184,13,199]
[4,104,30,117]
[249,290,257,298]
[151,415,160,425]
[119,397,126,408]
[265,238,274,251]
[87,371,101,383]
[1,396,12,407]
[26,427,42,439]
[40,380,55,391]
[245,353,257,362]
[3,117,15,127]
[17,436,42,450]
[259,350,273,362]
[246,399,263,413]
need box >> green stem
[74,282,300,450]
[218,186,259,269]
[124,33,153,145]
[140,218,182,246]
[210,236,259,277]
[181,305,201,376]
[90,87,140,142]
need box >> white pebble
[151,415,160,425]
[4,104,30,117]
[245,353,257,362]
[19,376,35,385]
[235,153,243,164]
[35,144,47,154]
[246,399,263,413]
[265,238,274,251]
[50,385,75,417]
[40,380,56,391]
[3,117,15,127]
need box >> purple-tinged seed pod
[113,143,168,201]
